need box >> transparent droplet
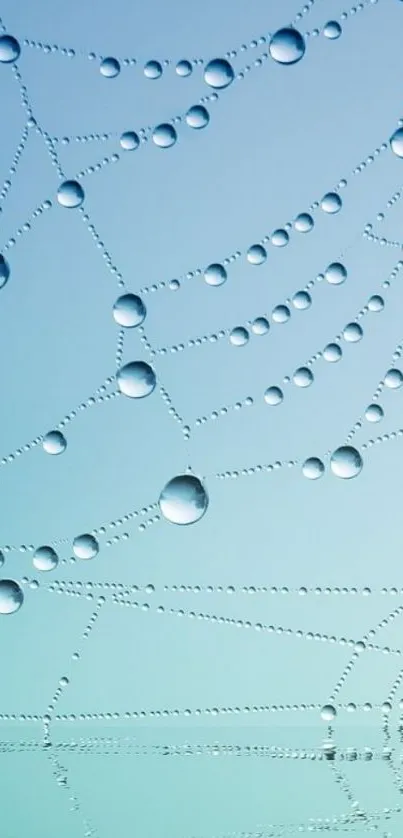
[330,446,363,479]
[293,367,314,387]
[159,475,208,525]
[365,404,384,423]
[368,295,384,312]
[72,534,99,560]
[271,228,289,247]
[33,546,59,572]
[204,263,227,287]
[292,291,311,310]
[0,255,10,289]
[324,262,347,285]
[321,704,337,721]
[176,60,192,77]
[0,580,23,614]
[57,180,85,209]
[321,192,342,214]
[269,28,305,65]
[43,430,67,455]
[144,60,162,79]
[204,58,234,88]
[186,105,210,129]
[120,131,140,151]
[302,457,325,480]
[323,21,342,39]
[152,124,177,148]
[0,35,21,63]
[247,244,267,265]
[264,386,283,405]
[343,322,363,343]
[390,128,403,158]
[113,294,146,327]
[252,317,270,335]
[229,326,249,346]
[323,343,342,362]
[116,361,156,398]
[384,368,403,389]
[272,305,290,323]
[294,213,314,233]
[100,57,120,78]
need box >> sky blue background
[1,0,403,835]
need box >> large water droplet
[294,213,314,233]
[116,361,156,397]
[330,446,363,479]
[343,322,363,343]
[33,546,59,572]
[100,57,120,78]
[0,254,10,289]
[186,105,210,129]
[144,60,162,79]
[323,343,342,362]
[321,704,337,721]
[272,305,290,323]
[321,192,342,214]
[247,244,267,265]
[264,386,283,405]
[204,58,234,88]
[159,475,208,525]
[43,430,67,455]
[271,228,289,247]
[113,294,146,328]
[152,124,177,148]
[365,404,384,423]
[323,21,342,39]
[269,28,305,64]
[302,457,325,480]
[293,367,313,387]
[204,263,227,286]
[384,368,403,388]
[0,35,21,63]
[368,295,384,312]
[73,534,99,560]
[390,128,403,158]
[324,262,347,285]
[252,317,270,335]
[57,180,85,209]
[120,131,140,151]
[229,327,249,346]
[176,60,192,77]
[292,291,311,310]
[0,580,23,614]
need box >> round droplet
[390,128,403,158]
[100,57,120,78]
[144,60,162,79]
[292,291,311,310]
[0,35,21,63]
[116,361,156,398]
[302,457,325,480]
[323,343,342,362]
[252,317,270,336]
[321,704,337,721]
[365,404,384,423]
[269,28,305,65]
[368,295,384,312]
[330,446,363,479]
[43,430,67,455]
[271,228,289,247]
[247,244,267,265]
[229,327,249,346]
[321,193,342,214]
[272,305,290,324]
[323,21,342,39]
[293,367,313,387]
[113,294,146,328]
[159,475,208,525]
[0,580,23,614]
[176,59,192,77]
[186,105,209,129]
[33,546,58,572]
[343,322,363,343]
[0,255,10,289]
[152,124,177,148]
[384,368,403,389]
[73,534,99,560]
[204,263,227,287]
[57,180,85,209]
[324,262,347,285]
[294,213,314,233]
[120,131,140,151]
[204,58,234,88]
[264,386,283,405]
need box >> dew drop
[251,317,270,335]
[0,580,23,614]
[100,57,120,78]
[159,475,209,525]
[390,128,403,158]
[176,60,192,77]
[324,262,347,285]
[293,367,314,387]
[0,255,10,289]
[204,263,227,287]
[186,105,210,129]
[264,386,283,405]
[384,368,403,388]
[43,430,67,455]
[247,244,267,265]
[72,534,99,560]
[368,295,384,312]
[144,60,162,79]
[152,124,177,148]
[229,326,249,346]
[271,228,289,247]
[323,343,342,362]
[269,28,305,65]
[321,704,337,721]
[330,446,363,479]
[321,192,342,214]
[0,35,21,64]
[57,180,85,209]
[116,361,156,398]
[323,21,342,39]
[204,58,234,88]
[272,305,290,323]
[302,457,325,480]
[120,131,140,151]
[294,213,314,233]
[343,322,363,343]
[365,404,384,423]
[113,294,146,328]
[292,291,311,310]
[33,546,59,572]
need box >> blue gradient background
[1,0,403,835]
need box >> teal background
[1,0,403,835]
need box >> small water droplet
[264,386,283,405]
[186,105,210,129]
[251,317,270,335]
[324,262,347,285]
[204,263,227,286]
[116,361,156,398]
[323,21,342,39]
[390,128,403,158]
[144,60,162,79]
[321,193,342,214]
[384,368,403,388]
[113,294,146,327]
[57,180,85,209]
[365,404,384,423]
[159,475,208,525]
[302,457,325,479]
[100,57,120,78]
[0,580,23,614]
[0,35,21,63]
[229,326,249,346]
[152,124,177,148]
[33,546,58,572]
[330,446,363,479]
[176,60,192,77]
[43,430,67,455]
[204,58,234,88]
[294,213,314,233]
[0,255,10,289]
[269,28,305,65]
[247,244,267,265]
[120,131,140,151]
[72,534,99,560]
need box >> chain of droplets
[304,0,380,39]
[0,122,29,211]
[327,763,366,819]
[47,751,98,837]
